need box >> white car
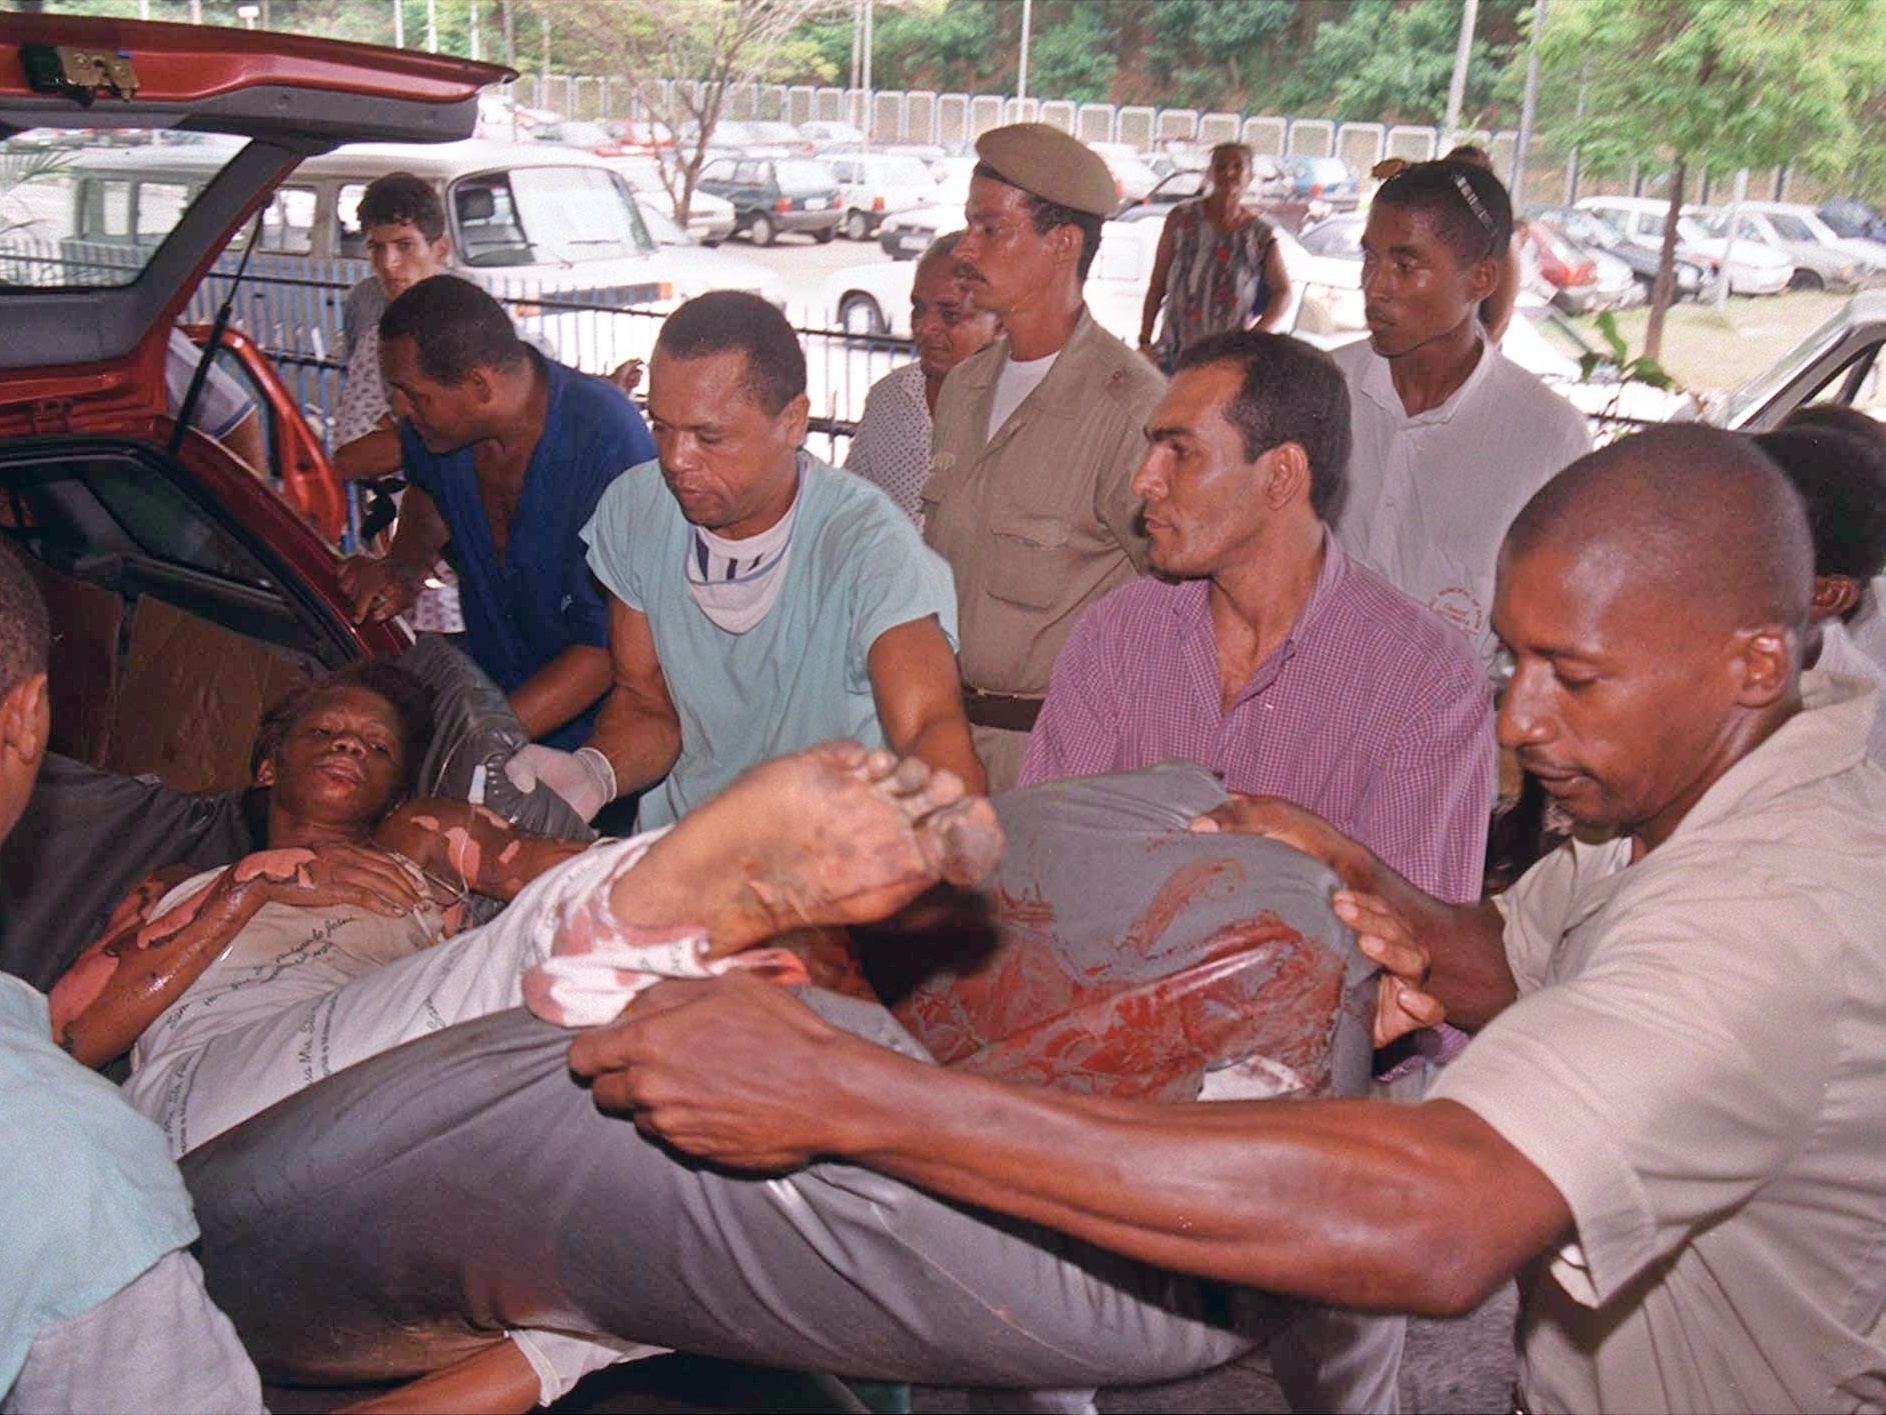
[608,155,736,246]
[1701,201,1886,291]
[1577,196,1793,296]
[825,152,942,241]
[826,218,1302,346]
[876,170,972,259]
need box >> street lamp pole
[1017,0,1033,103]
[392,0,404,49]
[1443,0,1480,141]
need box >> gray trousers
[183,764,1376,1395]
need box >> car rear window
[777,160,837,195]
[0,129,248,290]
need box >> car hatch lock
[20,44,140,105]
[27,399,73,436]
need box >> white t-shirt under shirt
[1330,338,1591,673]
[986,349,1060,442]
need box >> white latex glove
[503,744,617,823]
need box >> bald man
[579,425,1886,1413]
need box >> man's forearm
[587,691,683,799]
[894,711,987,795]
[333,426,404,482]
[810,1037,1548,1315]
[510,645,614,742]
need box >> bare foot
[611,741,1004,956]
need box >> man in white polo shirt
[1332,159,1589,673]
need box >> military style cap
[973,123,1119,217]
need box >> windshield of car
[0,129,248,290]
[1719,302,1856,425]
[1675,215,1716,244]
[452,165,653,266]
[776,160,837,194]
[1768,212,1820,243]
[635,198,690,246]
[1300,217,1362,258]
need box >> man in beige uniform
[922,124,1167,788]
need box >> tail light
[775,196,791,213]
[872,195,885,212]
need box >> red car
[0,15,508,794]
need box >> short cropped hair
[356,172,445,244]
[1377,158,1512,265]
[0,541,49,699]
[973,161,1105,281]
[252,661,437,801]
[1752,425,1886,584]
[915,229,965,278]
[379,274,528,385]
[1175,330,1353,521]
[653,290,806,415]
[1211,142,1255,165]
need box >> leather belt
[961,686,1044,733]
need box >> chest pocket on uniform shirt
[986,513,1075,610]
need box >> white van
[56,137,784,374]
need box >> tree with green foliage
[1143,0,1292,111]
[1536,0,1886,360]
[1283,0,1524,125]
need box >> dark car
[0,14,500,794]
[1820,196,1886,245]
[1530,204,1708,301]
[696,154,843,246]
[1278,153,1360,208]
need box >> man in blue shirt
[340,274,655,750]
[509,291,983,825]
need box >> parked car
[1117,159,1319,232]
[530,119,627,158]
[798,120,867,150]
[696,154,843,245]
[1819,196,1886,245]
[875,169,972,259]
[1710,291,1886,429]
[1576,196,1792,296]
[1693,202,1886,291]
[1531,204,1709,301]
[608,154,736,245]
[1278,154,1360,209]
[828,216,1305,346]
[0,12,494,792]
[1291,213,1369,335]
[1516,218,1639,314]
[824,152,939,241]
[1086,142,1161,205]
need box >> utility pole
[861,0,874,143]
[469,0,481,62]
[1510,0,1545,203]
[392,0,404,49]
[1442,0,1479,141]
[1017,0,1033,102]
[502,0,515,69]
[426,0,439,52]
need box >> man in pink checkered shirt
[1019,330,1493,908]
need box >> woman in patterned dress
[1138,143,1293,372]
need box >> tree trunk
[1643,155,1685,363]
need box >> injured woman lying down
[45,661,1003,1409]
